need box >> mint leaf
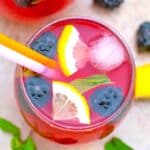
[22,136,36,150]
[0,118,20,138]
[105,137,133,150]
[70,74,111,93]
[11,136,36,150]
[11,136,23,150]
[0,118,37,150]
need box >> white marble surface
[0,0,150,149]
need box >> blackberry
[137,22,150,52]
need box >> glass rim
[17,17,135,131]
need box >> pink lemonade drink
[0,0,73,20]
[15,18,135,144]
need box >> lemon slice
[57,25,89,76]
[135,64,150,99]
[52,81,90,124]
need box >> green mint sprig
[0,118,36,150]
[0,118,20,138]
[70,74,111,93]
[104,137,134,150]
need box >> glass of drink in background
[15,18,135,144]
[0,0,73,21]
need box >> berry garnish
[25,77,52,108]
[31,32,57,58]
[15,0,42,7]
[90,86,124,117]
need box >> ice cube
[90,36,125,71]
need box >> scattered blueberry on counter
[94,0,124,9]
[137,22,150,52]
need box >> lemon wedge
[57,25,79,76]
[52,81,90,124]
[57,25,89,77]
[135,64,150,99]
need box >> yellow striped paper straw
[0,33,63,80]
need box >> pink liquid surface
[24,18,133,128]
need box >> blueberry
[94,0,124,9]
[25,77,52,108]
[17,84,33,113]
[15,0,42,7]
[90,86,124,117]
[30,32,57,58]
[15,0,32,7]
[137,22,150,52]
